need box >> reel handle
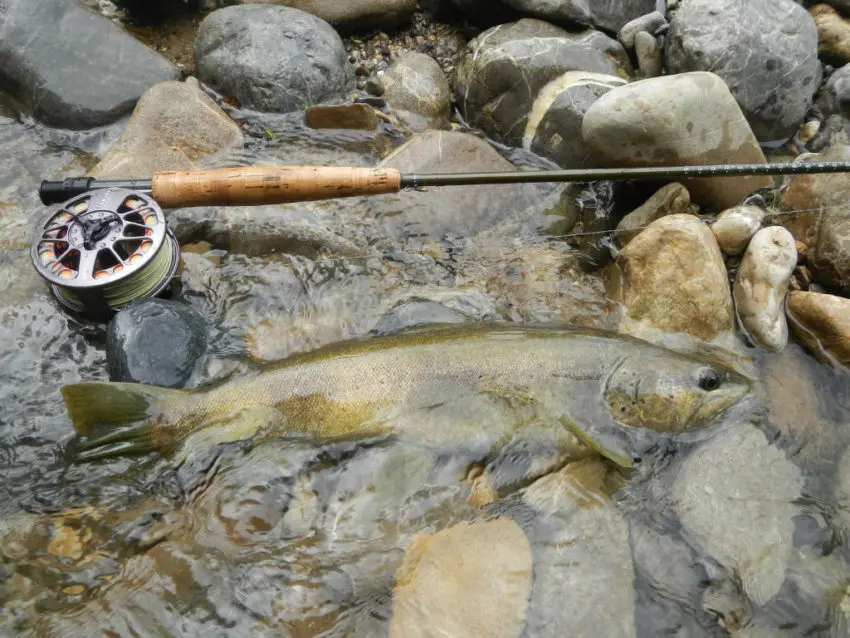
[151,166,402,208]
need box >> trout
[62,324,758,471]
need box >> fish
[61,324,759,473]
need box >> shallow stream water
[2,96,850,637]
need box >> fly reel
[31,188,180,318]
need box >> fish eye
[697,367,723,392]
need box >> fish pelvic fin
[61,382,189,461]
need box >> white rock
[635,32,662,78]
[733,226,798,352]
[711,205,765,256]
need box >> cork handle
[151,166,402,208]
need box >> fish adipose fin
[61,382,188,460]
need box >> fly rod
[32,160,850,321]
[38,161,850,207]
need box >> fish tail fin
[61,382,189,460]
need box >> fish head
[603,351,755,434]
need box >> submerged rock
[786,290,850,369]
[525,72,627,168]
[672,424,804,608]
[733,227,797,353]
[0,0,178,129]
[381,53,451,132]
[582,72,772,211]
[390,458,636,637]
[455,19,632,146]
[106,298,208,388]
[92,78,243,179]
[608,214,735,343]
[195,5,353,113]
[371,299,471,336]
[665,0,820,143]
[375,130,573,240]
[613,183,692,249]
[236,0,417,31]
[304,103,380,131]
[711,206,764,256]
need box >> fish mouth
[685,385,752,430]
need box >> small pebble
[796,240,808,263]
[711,205,765,256]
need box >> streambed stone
[582,72,772,211]
[455,19,632,146]
[711,206,764,256]
[234,0,417,31]
[195,5,353,113]
[787,290,850,368]
[665,0,820,142]
[381,53,451,132]
[0,0,178,129]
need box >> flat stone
[582,72,772,211]
[305,103,380,131]
[0,0,178,129]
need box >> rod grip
[150,166,402,208]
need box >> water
[2,98,850,637]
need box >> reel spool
[31,188,180,318]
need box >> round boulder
[194,5,353,113]
[665,0,820,143]
[455,18,632,146]
[106,298,209,389]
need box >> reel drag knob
[30,188,180,318]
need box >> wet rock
[618,11,667,50]
[371,299,470,335]
[455,19,632,146]
[812,4,850,64]
[733,227,797,352]
[304,103,380,131]
[590,0,657,33]
[375,130,572,240]
[389,518,533,638]
[381,53,451,132]
[786,290,850,368]
[608,214,735,343]
[672,424,803,607]
[502,0,592,26]
[613,183,691,249]
[582,72,772,211]
[818,63,850,118]
[634,32,662,78]
[195,5,352,114]
[92,79,243,179]
[236,0,417,31]
[0,0,178,129]
[525,72,627,168]
[106,298,208,389]
[781,145,850,294]
[665,0,820,143]
[711,205,765,256]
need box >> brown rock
[613,182,691,248]
[389,518,533,638]
[811,4,850,64]
[304,103,380,130]
[786,290,850,368]
[796,240,809,263]
[609,214,735,342]
[92,78,243,179]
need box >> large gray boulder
[455,19,632,146]
[665,0,820,143]
[195,5,353,113]
[0,0,178,129]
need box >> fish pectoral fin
[62,382,189,462]
[558,416,633,469]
